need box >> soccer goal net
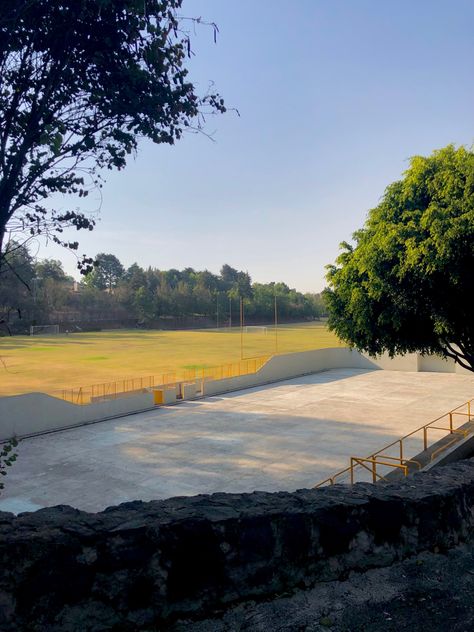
[244,326,268,335]
[30,324,60,336]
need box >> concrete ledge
[2,459,474,630]
[383,420,474,482]
[181,382,199,399]
[153,386,177,405]
[424,425,474,470]
[0,391,155,440]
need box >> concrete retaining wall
[0,391,154,439]
[202,347,465,396]
[0,347,469,441]
[2,459,474,631]
[417,353,458,373]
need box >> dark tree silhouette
[0,0,225,271]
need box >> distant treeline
[0,246,327,333]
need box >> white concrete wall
[153,387,177,405]
[0,347,470,441]
[418,354,455,373]
[202,348,471,396]
[364,351,419,371]
[182,383,198,399]
[0,391,154,440]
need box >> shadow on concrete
[0,407,402,514]
[203,368,375,401]
[3,367,473,514]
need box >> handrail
[315,397,474,488]
[350,457,408,484]
[430,429,469,463]
[372,454,422,470]
[52,354,271,405]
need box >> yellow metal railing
[316,398,474,487]
[53,355,271,405]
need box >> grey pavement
[1,368,473,514]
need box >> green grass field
[0,323,343,396]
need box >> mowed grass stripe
[0,323,343,396]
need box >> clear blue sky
[47,0,474,292]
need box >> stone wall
[2,459,474,630]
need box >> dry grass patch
[0,323,343,396]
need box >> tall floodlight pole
[32,276,42,304]
[229,296,232,328]
[32,276,41,325]
[240,296,244,359]
[216,293,219,329]
[274,294,278,353]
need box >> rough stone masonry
[2,459,474,630]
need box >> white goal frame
[30,324,60,336]
[244,326,268,335]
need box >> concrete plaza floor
[1,368,473,514]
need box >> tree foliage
[85,253,124,291]
[325,145,474,371]
[0,241,35,333]
[0,437,18,493]
[35,258,69,282]
[0,254,326,332]
[0,0,225,269]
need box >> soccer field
[0,323,343,397]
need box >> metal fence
[315,398,474,487]
[54,355,271,405]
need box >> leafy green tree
[220,264,240,287]
[248,283,276,320]
[123,264,147,291]
[85,253,124,291]
[33,259,73,315]
[117,263,148,310]
[133,286,155,323]
[325,144,474,371]
[0,250,324,327]
[0,0,225,269]
[304,293,327,318]
[0,437,19,493]
[0,241,35,333]
[199,270,220,293]
[34,259,69,282]
[220,265,252,301]
[235,271,253,300]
